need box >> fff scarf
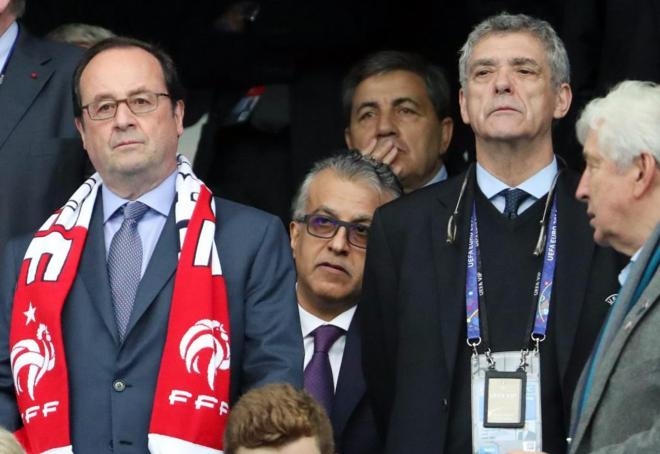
[9,156,231,453]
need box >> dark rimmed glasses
[295,214,370,249]
[81,91,170,120]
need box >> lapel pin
[31,72,38,79]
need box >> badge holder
[471,350,543,454]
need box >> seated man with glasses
[289,149,401,454]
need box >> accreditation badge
[471,351,542,453]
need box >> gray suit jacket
[0,196,303,453]
[0,25,88,251]
[570,223,660,454]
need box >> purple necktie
[304,325,344,414]
[108,201,149,340]
[501,188,530,219]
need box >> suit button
[113,379,126,392]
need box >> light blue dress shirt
[103,171,177,277]
[423,164,449,187]
[0,22,18,77]
[475,156,558,215]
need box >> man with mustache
[290,150,401,454]
[343,50,454,193]
[360,12,623,454]
[0,37,302,453]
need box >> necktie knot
[122,201,149,223]
[500,188,529,219]
[311,325,344,353]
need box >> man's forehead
[354,70,429,101]
[80,47,165,93]
[306,171,382,217]
[470,31,546,61]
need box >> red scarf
[9,157,231,453]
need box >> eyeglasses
[81,91,170,120]
[295,214,370,249]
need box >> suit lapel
[572,226,660,448]
[431,170,474,374]
[78,196,119,344]
[123,203,178,339]
[332,312,365,438]
[0,29,56,149]
[553,172,595,381]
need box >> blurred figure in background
[47,22,115,48]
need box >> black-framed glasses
[81,91,170,120]
[295,214,370,249]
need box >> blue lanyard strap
[465,196,559,350]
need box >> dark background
[20,0,660,220]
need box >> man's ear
[458,88,471,125]
[74,117,87,150]
[344,127,354,149]
[632,151,658,198]
[440,117,454,153]
[289,221,300,258]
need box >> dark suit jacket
[332,311,381,454]
[0,25,88,251]
[0,196,303,453]
[360,168,623,453]
[570,224,660,454]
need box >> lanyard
[465,195,559,369]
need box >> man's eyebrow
[510,57,541,68]
[470,58,497,70]
[355,101,379,113]
[392,97,421,108]
[314,207,373,224]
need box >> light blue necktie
[108,201,149,340]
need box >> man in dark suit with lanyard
[360,12,623,454]
[0,0,88,251]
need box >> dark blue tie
[501,188,530,219]
[304,325,344,414]
[108,201,149,340]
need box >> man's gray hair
[576,80,660,169]
[291,149,403,220]
[458,12,570,89]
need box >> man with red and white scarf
[0,36,303,454]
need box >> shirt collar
[423,164,448,187]
[618,247,643,287]
[298,304,356,337]
[0,22,18,74]
[476,156,558,200]
[102,170,177,222]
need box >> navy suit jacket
[0,25,88,251]
[0,196,303,453]
[332,311,381,454]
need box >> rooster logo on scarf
[179,319,230,390]
[11,323,56,400]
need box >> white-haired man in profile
[521,80,660,454]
